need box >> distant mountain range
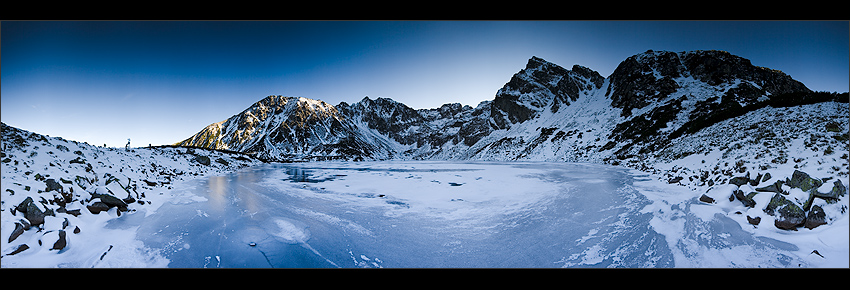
[176,50,848,176]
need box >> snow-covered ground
[1,123,263,267]
[2,118,847,268]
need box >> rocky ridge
[176,50,848,233]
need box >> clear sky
[2,20,848,148]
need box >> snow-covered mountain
[176,49,849,233]
[178,50,847,168]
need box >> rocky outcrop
[764,193,807,230]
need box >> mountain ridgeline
[176,50,848,166]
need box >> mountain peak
[177,50,835,164]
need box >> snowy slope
[1,123,263,267]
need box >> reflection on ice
[125,161,817,268]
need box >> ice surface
[89,161,839,268]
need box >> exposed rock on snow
[3,49,848,266]
[1,122,263,259]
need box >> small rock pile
[701,169,846,230]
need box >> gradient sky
[2,20,848,148]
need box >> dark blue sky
[2,21,847,147]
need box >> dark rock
[65,209,82,217]
[764,193,806,230]
[787,170,822,192]
[23,199,46,226]
[87,202,110,214]
[749,173,763,186]
[734,190,757,208]
[73,226,81,234]
[94,193,128,210]
[143,179,158,186]
[45,178,63,192]
[699,194,715,204]
[668,176,684,184]
[729,176,750,187]
[755,180,784,194]
[9,222,25,243]
[15,196,34,214]
[52,230,67,250]
[804,205,827,230]
[747,216,761,226]
[215,158,229,166]
[193,155,211,166]
[7,244,29,256]
[814,179,847,200]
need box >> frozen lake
[107,161,814,268]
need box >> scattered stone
[87,202,110,214]
[52,230,67,250]
[733,190,757,208]
[93,193,128,211]
[44,179,63,192]
[17,197,47,226]
[193,155,211,166]
[747,216,761,226]
[215,158,229,166]
[7,244,29,256]
[9,222,25,243]
[814,179,847,200]
[804,205,827,230]
[755,180,784,194]
[699,194,715,204]
[668,176,684,184]
[729,176,749,187]
[73,226,81,234]
[749,173,763,186]
[811,250,824,258]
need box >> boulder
[787,170,822,192]
[17,197,47,226]
[52,230,67,251]
[92,193,128,211]
[749,173,763,186]
[728,176,750,187]
[814,179,847,200]
[804,205,827,230]
[763,193,806,230]
[747,216,761,226]
[8,222,25,243]
[734,190,757,208]
[193,155,211,166]
[7,244,29,256]
[699,194,715,204]
[45,179,63,192]
[87,202,110,214]
[755,180,784,194]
